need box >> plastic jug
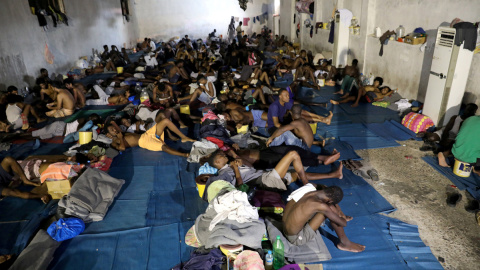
[273,236,284,269]
[135,82,142,93]
[140,89,149,103]
[375,27,382,38]
[396,25,405,40]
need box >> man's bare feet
[330,99,339,105]
[325,111,333,125]
[438,152,450,167]
[324,149,340,165]
[337,241,365,252]
[41,194,52,204]
[313,140,326,147]
[181,137,196,143]
[179,123,188,129]
[334,90,344,95]
[332,162,344,179]
[37,118,47,123]
[350,103,359,108]
[0,255,12,264]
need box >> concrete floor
[357,140,480,270]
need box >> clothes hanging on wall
[453,22,478,51]
[243,17,250,26]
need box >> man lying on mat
[107,119,195,157]
[283,184,365,252]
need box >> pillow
[401,112,434,133]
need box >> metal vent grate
[437,28,456,48]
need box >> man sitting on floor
[267,104,330,149]
[6,94,45,130]
[0,156,51,204]
[107,119,195,157]
[283,184,365,252]
[45,81,76,118]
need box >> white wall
[133,0,274,42]
[0,0,139,90]
[297,0,480,105]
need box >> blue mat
[339,136,400,150]
[339,102,399,116]
[310,140,362,161]
[317,123,377,140]
[422,156,480,200]
[315,213,443,269]
[366,120,420,141]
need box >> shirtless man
[331,78,392,107]
[168,60,190,83]
[178,76,215,105]
[203,149,342,190]
[71,83,86,108]
[334,59,359,95]
[0,156,51,204]
[152,83,175,107]
[266,104,330,149]
[45,81,76,118]
[107,119,195,157]
[228,107,269,128]
[37,78,57,102]
[86,85,130,106]
[283,184,365,252]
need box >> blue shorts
[252,110,267,128]
[198,92,214,104]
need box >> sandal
[446,192,462,207]
[465,200,480,213]
[367,169,379,181]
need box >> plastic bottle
[359,73,366,86]
[396,25,405,40]
[273,236,284,269]
[265,250,273,270]
[135,82,142,93]
[369,73,375,86]
[140,88,149,103]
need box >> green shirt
[452,116,480,163]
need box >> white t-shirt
[149,41,156,51]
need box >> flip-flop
[343,160,353,171]
[446,192,462,207]
[367,169,379,181]
[465,200,480,213]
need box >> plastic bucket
[453,159,472,178]
[237,125,249,134]
[79,131,93,145]
[116,66,123,74]
[317,78,325,87]
[180,105,190,115]
[309,123,317,134]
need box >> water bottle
[360,73,367,86]
[135,82,142,94]
[265,250,273,270]
[273,236,284,269]
[396,25,405,40]
[140,88,149,103]
[369,73,375,86]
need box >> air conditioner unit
[422,27,474,126]
[332,11,350,68]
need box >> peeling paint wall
[0,0,139,91]
[133,0,274,42]
[298,0,480,105]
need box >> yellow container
[317,78,325,87]
[237,125,249,134]
[79,131,93,145]
[180,105,190,115]
[196,182,206,198]
[453,159,472,178]
[219,244,243,256]
[116,66,123,74]
[309,123,317,134]
[279,50,284,54]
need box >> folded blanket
[265,217,331,264]
[58,168,125,222]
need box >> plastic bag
[47,218,85,242]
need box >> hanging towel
[328,21,335,44]
[337,9,353,26]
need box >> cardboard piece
[46,179,73,199]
